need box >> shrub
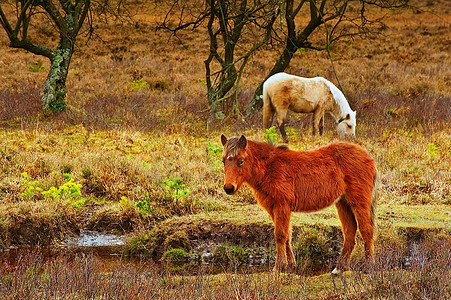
[264,126,277,144]
[21,172,84,204]
[135,194,155,216]
[163,176,191,201]
[161,248,189,268]
[28,61,45,72]
[131,78,148,90]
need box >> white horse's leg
[277,112,289,143]
[312,109,324,136]
[319,114,324,135]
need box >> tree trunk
[42,38,74,113]
[207,67,237,115]
[246,39,298,115]
[0,1,89,115]
[206,0,241,119]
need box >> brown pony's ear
[221,134,228,146]
[238,135,247,149]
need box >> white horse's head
[336,111,356,139]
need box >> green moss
[161,248,189,270]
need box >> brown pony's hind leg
[319,115,324,136]
[279,122,289,143]
[353,204,375,271]
[272,203,291,272]
[333,196,357,274]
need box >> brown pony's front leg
[272,204,292,272]
[286,227,296,269]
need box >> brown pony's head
[221,134,248,195]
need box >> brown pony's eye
[347,125,352,129]
[237,158,245,167]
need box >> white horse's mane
[315,77,352,117]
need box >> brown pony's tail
[371,169,378,229]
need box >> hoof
[273,263,289,273]
[273,263,297,273]
[331,267,342,276]
[273,266,286,273]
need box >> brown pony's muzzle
[223,184,235,195]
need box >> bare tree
[0,0,130,114]
[0,0,92,113]
[158,0,279,118]
[246,0,410,113]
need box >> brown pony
[221,134,377,274]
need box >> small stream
[2,231,127,264]
[1,231,275,275]
[66,230,126,248]
[1,231,429,276]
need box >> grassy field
[0,0,450,298]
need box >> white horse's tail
[262,81,274,128]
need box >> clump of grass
[161,248,189,270]
[164,230,191,250]
[293,225,338,274]
[263,126,277,144]
[0,85,42,124]
[212,243,251,267]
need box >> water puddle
[66,230,126,248]
[0,231,322,276]
[1,231,127,265]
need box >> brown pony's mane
[224,138,289,163]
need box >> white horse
[262,72,356,142]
